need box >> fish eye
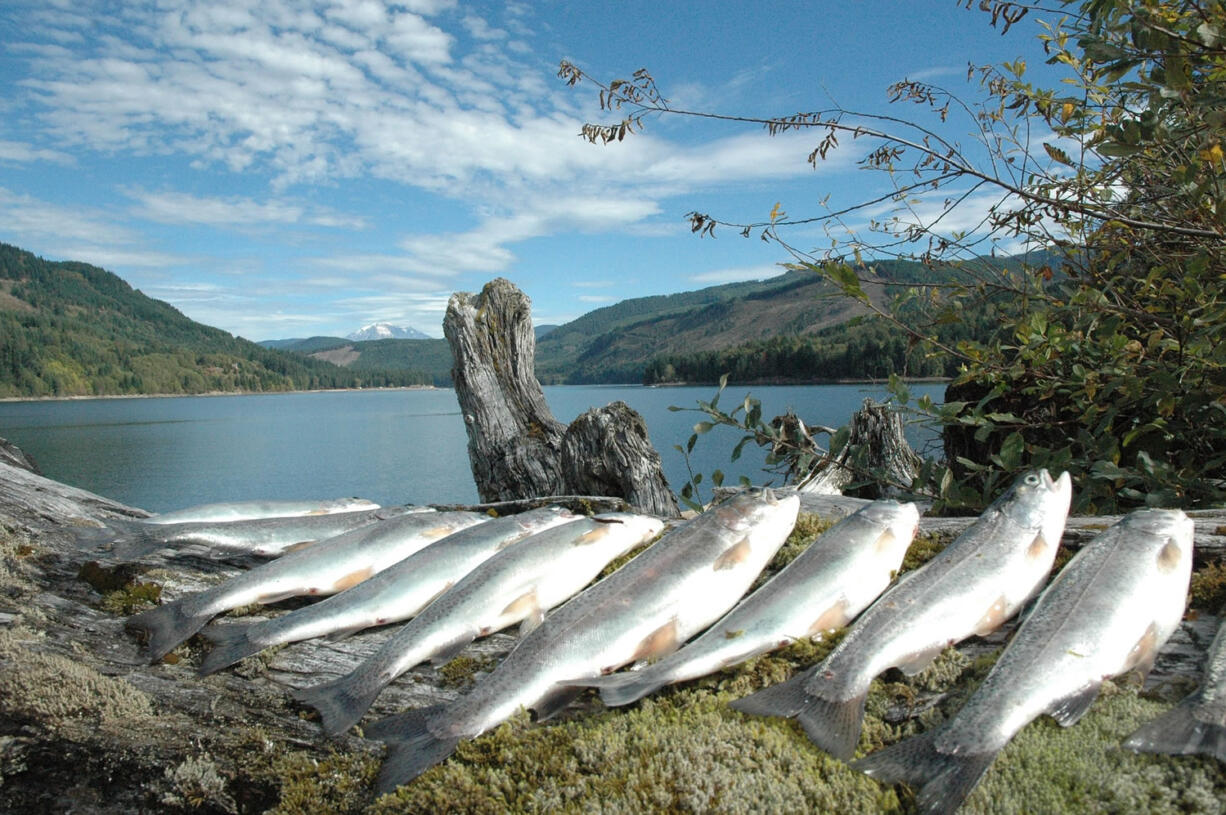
[1024,473,1039,486]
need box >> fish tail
[125,599,213,662]
[198,623,265,676]
[293,672,385,736]
[795,691,871,761]
[579,671,668,707]
[729,671,814,719]
[365,705,458,793]
[853,728,998,815]
[1124,700,1226,763]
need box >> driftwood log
[444,278,680,518]
[798,398,922,497]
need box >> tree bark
[445,279,680,518]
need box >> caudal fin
[198,623,265,676]
[853,728,998,815]
[795,692,870,761]
[1124,700,1226,763]
[126,599,213,662]
[576,671,668,707]
[293,672,385,736]
[365,705,459,794]
[729,671,814,719]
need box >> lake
[0,383,945,513]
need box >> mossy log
[1,447,1223,813]
[445,278,680,518]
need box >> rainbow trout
[361,488,798,793]
[141,497,381,525]
[576,499,919,706]
[198,506,580,675]
[854,508,1195,814]
[732,470,1071,760]
[126,510,488,661]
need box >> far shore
[0,384,440,404]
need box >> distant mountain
[347,323,430,341]
[0,243,431,398]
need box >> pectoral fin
[520,606,546,636]
[713,537,752,571]
[973,594,1010,637]
[332,566,374,592]
[281,539,318,553]
[806,598,850,638]
[1124,623,1161,679]
[1049,682,1101,726]
[897,644,945,676]
[500,588,541,622]
[629,618,680,664]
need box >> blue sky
[0,1,1061,341]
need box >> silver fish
[198,505,581,675]
[360,488,798,793]
[125,510,489,661]
[732,469,1072,761]
[293,511,663,736]
[105,505,418,560]
[1125,615,1226,764]
[854,508,1195,814]
[141,497,382,525]
[577,499,920,706]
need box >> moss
[261,750,379,815]
[1189,561,1226,615]
[78,559,163,614]
[101,581,163,615]
[0,627,155,729]
[898,530,953,573]
[160,753,237,812]
[439,654,499,689]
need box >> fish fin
[366,706,460,794]
[499,588,540,621]
[519,607,545,637]
[108,525,171,561]
[1124,622,1161,680]
[853,727,998,814]
[796,692,871,761]
[531,685,585,722]
[807,598,851,639]
[1124,700,1226,763]
[126,600,213,662]
[429,633,477,666]
[972,594,1010,637]
[292,673,385,736]
[1048,682,1101,726]
[280,539,318,554]
[198,623,264,676]
[713,536,752,570]
[71,520,133,553]
[629,618,680,663]
[579,670,666,708]
[332,566,374,592]
[729,670,815,719]
[325,624,370,642]
[897,644,945,676]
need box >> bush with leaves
[561,0,1226,513]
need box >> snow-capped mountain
[346,323,430,341]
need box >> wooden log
[445,278,681,518]
[797,398,921,497]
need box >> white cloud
[688,264,785,285]
[0,139,75,164]
[125,189,369,229]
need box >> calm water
[0,384,943,513]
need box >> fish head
[586,513,666,554]
[859,499,922,551]
[712,487,791,533]
[995,469,1072,543]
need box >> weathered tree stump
[798,398,921,497]
[444,278,680,518]
[561,402,680,518]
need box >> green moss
[78,559,163,614]
[261,750,379,815]
[898,530,952,573]
[1189,561,1226,615]
[439,654,499,688]
[101,581,163,615]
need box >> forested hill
[0,243,429,398]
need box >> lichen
[160,753,237,813]
[1189,561,1226,615]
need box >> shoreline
[0,384,440,404]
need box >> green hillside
[0,243,430,398]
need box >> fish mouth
[761,487,778,505]
[1051,470,1072,498]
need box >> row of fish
[110,476,1223,808]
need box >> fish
[1124,615,1226,764]
[853,508,1195,814]
[731,469,1072,761]
[140,497,382,525]
[574,499,920,707]
[359,487,798,793]
[198,505,581,675]
[103,505,420,561]
[292,511,664,736]
[125,510,489,661]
